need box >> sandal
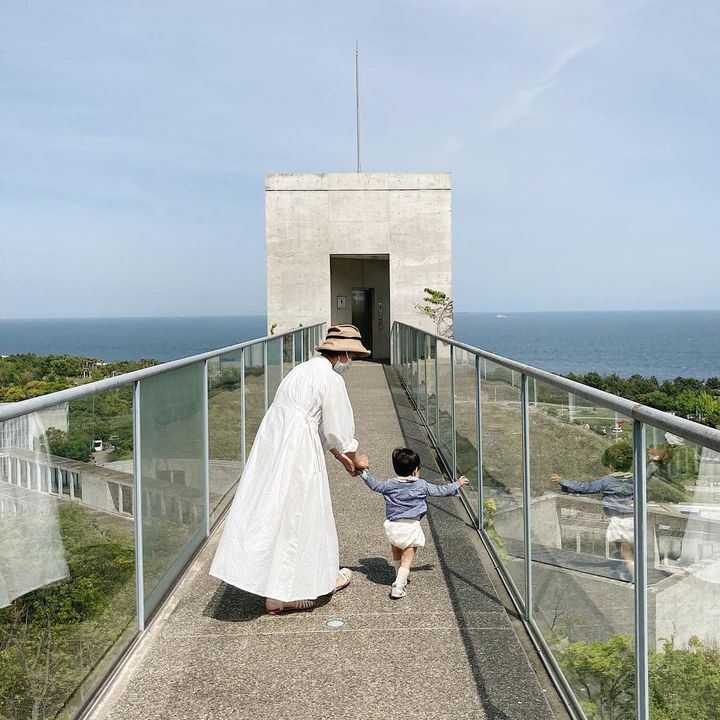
[333,568,352,594]
[265,598,317,616]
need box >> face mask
[333,354,353,375]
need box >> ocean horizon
[1,310,718,381]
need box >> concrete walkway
[90,362,565,720]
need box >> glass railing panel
[294,330,303,364]
[437,339,453,458]
[480,359,525,600]
[426,335,438,437]
[243,342,265,455]
[282,333,293,378]
[401,325,410,385]
[641,424,720,719]
[0,390,136,719]
[267,337,283,404]
[454,348,479,518]
[207,351,243,526]
[302,328,311,363]
[416,331,427,420]
[528,379,635,716]
[139,362,206,620]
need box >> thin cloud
[488,35,604,131]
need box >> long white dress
[209,356,358,602]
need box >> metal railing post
[240,348,246,467]
[450,344,457,480]
[521,373,532,618]
[292,333,296,369]
[132,380,145,632]
[263,342,269,412]
[202,360,210,537]
[633,419,649,720]
[476,354,484,529]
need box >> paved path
[90,362,562,720]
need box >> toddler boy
[354,448,468,599]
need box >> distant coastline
[1,310,718,381]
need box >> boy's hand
[458,475,469,487]
[550,473,562,484]
[354,453,369,470]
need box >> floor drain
[326,619,345,628]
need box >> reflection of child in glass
[354,448,468,599]
[550,448,662,580]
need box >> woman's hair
[392,447,421,477]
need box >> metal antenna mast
[355,42,361,172]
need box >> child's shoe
[389,583,407,599]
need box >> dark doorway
[352,288,373,358]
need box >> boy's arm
[553,477,608,495]
[359,469,388,493]
[423,479,462,497]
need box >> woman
[209,324,370,614]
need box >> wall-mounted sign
[336,295,347,310]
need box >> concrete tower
[265,172,451,360]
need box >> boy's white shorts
[606,515,634,544]
[383,518,426,549]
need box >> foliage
[602,442,633,472]
[566,372,720,428]
[0,505,135,720]
[415,288,453,337]
[553,633,720,720]
[45,427,92,463]
[0,354,155,403]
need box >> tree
[415,287,453,337]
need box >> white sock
[396,567,410,588]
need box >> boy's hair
[392,447,421,477]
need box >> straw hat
[316,324,371,357]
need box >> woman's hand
[332,449,356,475]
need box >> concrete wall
[266,172,452,350]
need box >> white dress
[209,356,358,602]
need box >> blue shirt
[360,469,461,520]
[559,463,658,517]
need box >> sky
[1,0,719,318]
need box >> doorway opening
[330,255,390,361]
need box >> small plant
[415,287,453,337]
[269,323,278,336]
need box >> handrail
[0,323,325,423]
[395,322,720,453]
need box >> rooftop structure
[265,172,452,360]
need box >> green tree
[415,288,453,337]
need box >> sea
[1,311,718,381]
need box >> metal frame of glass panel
[0,322,326,720]
[390,321,720,720]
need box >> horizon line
[2,307,720,321]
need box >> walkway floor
[90,362,566,720]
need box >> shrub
[602,441,633,472]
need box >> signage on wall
[336,296,347,310]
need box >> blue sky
[1,0,718,318]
